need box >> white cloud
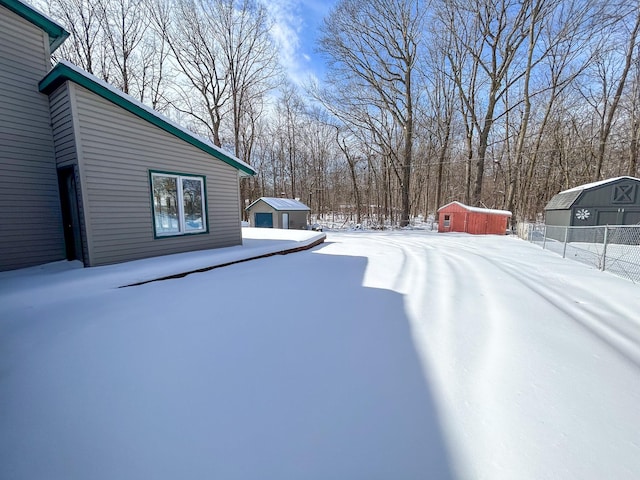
[258,0,322,86]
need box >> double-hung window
[151,171,207,237]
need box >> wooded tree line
[41,0,640,227]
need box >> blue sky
[258,0,337,85]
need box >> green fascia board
[39,62,257,177]
[1,0,69,52]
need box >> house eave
[0,0,69,52]
[39,61,257,177]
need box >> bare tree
[153,0,228,146]
[45,0,169,104]
[626,48,640,176]
[138,8,171,110]
[149,0,278,163]
[591,2,640,180]
[515,0,598,219]
[44,0,105,74]
[275,83,306,198]
[99,0,149,96]
[438,0,534,206]
[423,31,458,213]
[318,0,426,226]
[217,0,280,161]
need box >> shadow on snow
[0,244,454,479]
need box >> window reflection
[153,175,179,234]
[151,173,206,236]
[183,179,203,231]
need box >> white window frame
[151,171,207,237]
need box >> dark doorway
[57,167,83,262]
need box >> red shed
[437,201,511,235]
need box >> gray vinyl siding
[48,83,90,263]
[68,83,242,266]
[0,5,65,271]
[49,83,78,168]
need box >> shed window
[444,215,451,227]
[151,172,207,237]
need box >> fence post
[543,225,548,249]
[562,227,569,258]
[601,226,608,271]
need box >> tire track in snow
[440,240,640,369]
[331,232,640,479]
[397,234,640,478]
[492,261,640,369]
[391,235,544,478]
[499,254,640,353]
[341,232,640,369]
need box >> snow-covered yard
[1,229,639,479]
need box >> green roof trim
[0,0,69,52]
[38,62,256,177]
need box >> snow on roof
[545,176,640,210]
[247,197,310,211]
[544,190,582,210]
[38,60,256,177]
[559,176,640,193]
[437,201,512,216]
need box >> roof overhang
[1,0,69,52]
[39,61,257,177]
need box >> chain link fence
[517,223,640,283]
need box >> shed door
[282,213,289,229]
[255,212,273,228]
[597,210,622,225]
[443,214,451,231]
[623,210,640,224]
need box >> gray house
[246,198,310,229]
[0,0,255,271]
[545,176,640,227]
